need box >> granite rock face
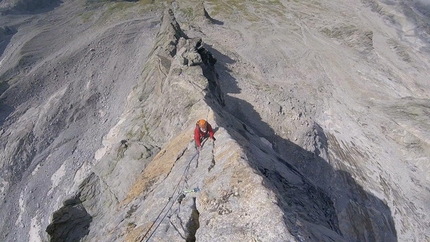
[0,0,429,242]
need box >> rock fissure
[193,39,224,105]
[175,146,188,161]
[97,173,120,204]
[185,197,200,242]
[207,143,215,172]
[169,214,187,240]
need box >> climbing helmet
[197,119,208,131]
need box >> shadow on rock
[0,26,17,58]
[0,81,13,127]
[203,7,224,25]
[402,2,430,54]
[199,43,397,241]
[1,0,63,14]
[0,102,13,127]
[46,198,92,242]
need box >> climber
[194,119,215,151]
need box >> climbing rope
[140,148,199,242]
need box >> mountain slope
[0,0,429,241]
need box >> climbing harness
[140,149,199,242]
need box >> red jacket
[194,124,214,147]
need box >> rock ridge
[0,0,429,241]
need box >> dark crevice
[194,40,224,106]
[207,157,215,172]
[46,197,92,242]
[185,197,200,242]
[208,144,215,172]
[169,216,187,240]
[176,146,188,161]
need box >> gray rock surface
[0,0,429,241]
